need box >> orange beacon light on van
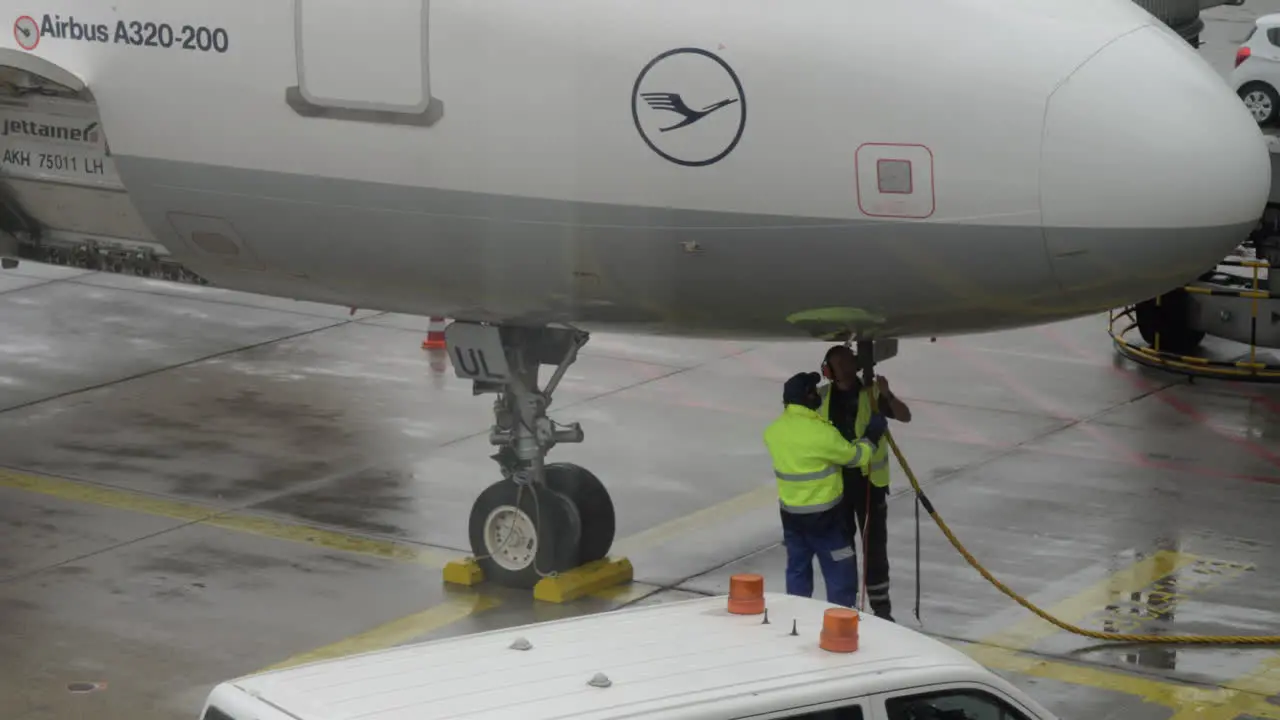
[727,574,765,615]
[820,608,860,653]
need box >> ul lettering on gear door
[855,143,935,219]
[285,0,444,126]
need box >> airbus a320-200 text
[34,14,229,53]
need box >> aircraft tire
[1135,289,1205,355]
[468,478,582,589]
[543,463,615,565]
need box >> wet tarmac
[6,9,1280,716]
[3,252,1280,720]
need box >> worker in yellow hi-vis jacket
[763,371,888,607]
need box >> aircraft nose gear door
[0,51,169,273]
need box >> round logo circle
[631,47,746,168]
[13,15,39,51]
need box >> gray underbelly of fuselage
[112,155,1249,340]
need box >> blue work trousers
[779,505,858,607]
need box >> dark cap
[825,344,855,363]
[783,371,822,405]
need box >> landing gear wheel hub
[483,504,538,572]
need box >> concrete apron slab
[2,260,1280,720]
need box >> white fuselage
[0,0,1271,339]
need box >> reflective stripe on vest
[764,405,850,513]
[775,466,840,482]
[774,463,845,513]
[778,494,843,514]
[854,389,891,487]
[775,458,844,514]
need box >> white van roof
[218,593,988,720]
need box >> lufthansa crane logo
[631,47,746,168]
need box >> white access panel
[285,0,444,126]
[855,143,935,219]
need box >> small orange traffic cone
[422,317,448,350]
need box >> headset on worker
[821,342,871,384]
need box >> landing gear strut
[446,322,616,589]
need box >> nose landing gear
[443,322,629,599]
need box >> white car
[199,580,1060,720]
[1232,13,1280,124]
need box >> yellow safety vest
[763,404,875,514]
[817,383,891,488]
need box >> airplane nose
[1040,23,1271,301]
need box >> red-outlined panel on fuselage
[855,142,935,219]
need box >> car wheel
[1239,83,1279,125]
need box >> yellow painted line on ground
[1166,647,1280,720]
[1173,669,1280,719]
[962,644,1233,708]
[202,511,454,568]
[961,643,1280,720]
[259,591,503,672]
[0,468,455,568]
[24,455,1275,713]
[0,464,780,577]
[257,578,664,674]
[1222,652,1280,697]
[247,490,769,671]
[0,467,214,522]
[0,464,779,572]
[976,549,1200,652]
[610,485,775,557]
[956,547,1280,719]
[588,580,667,604]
